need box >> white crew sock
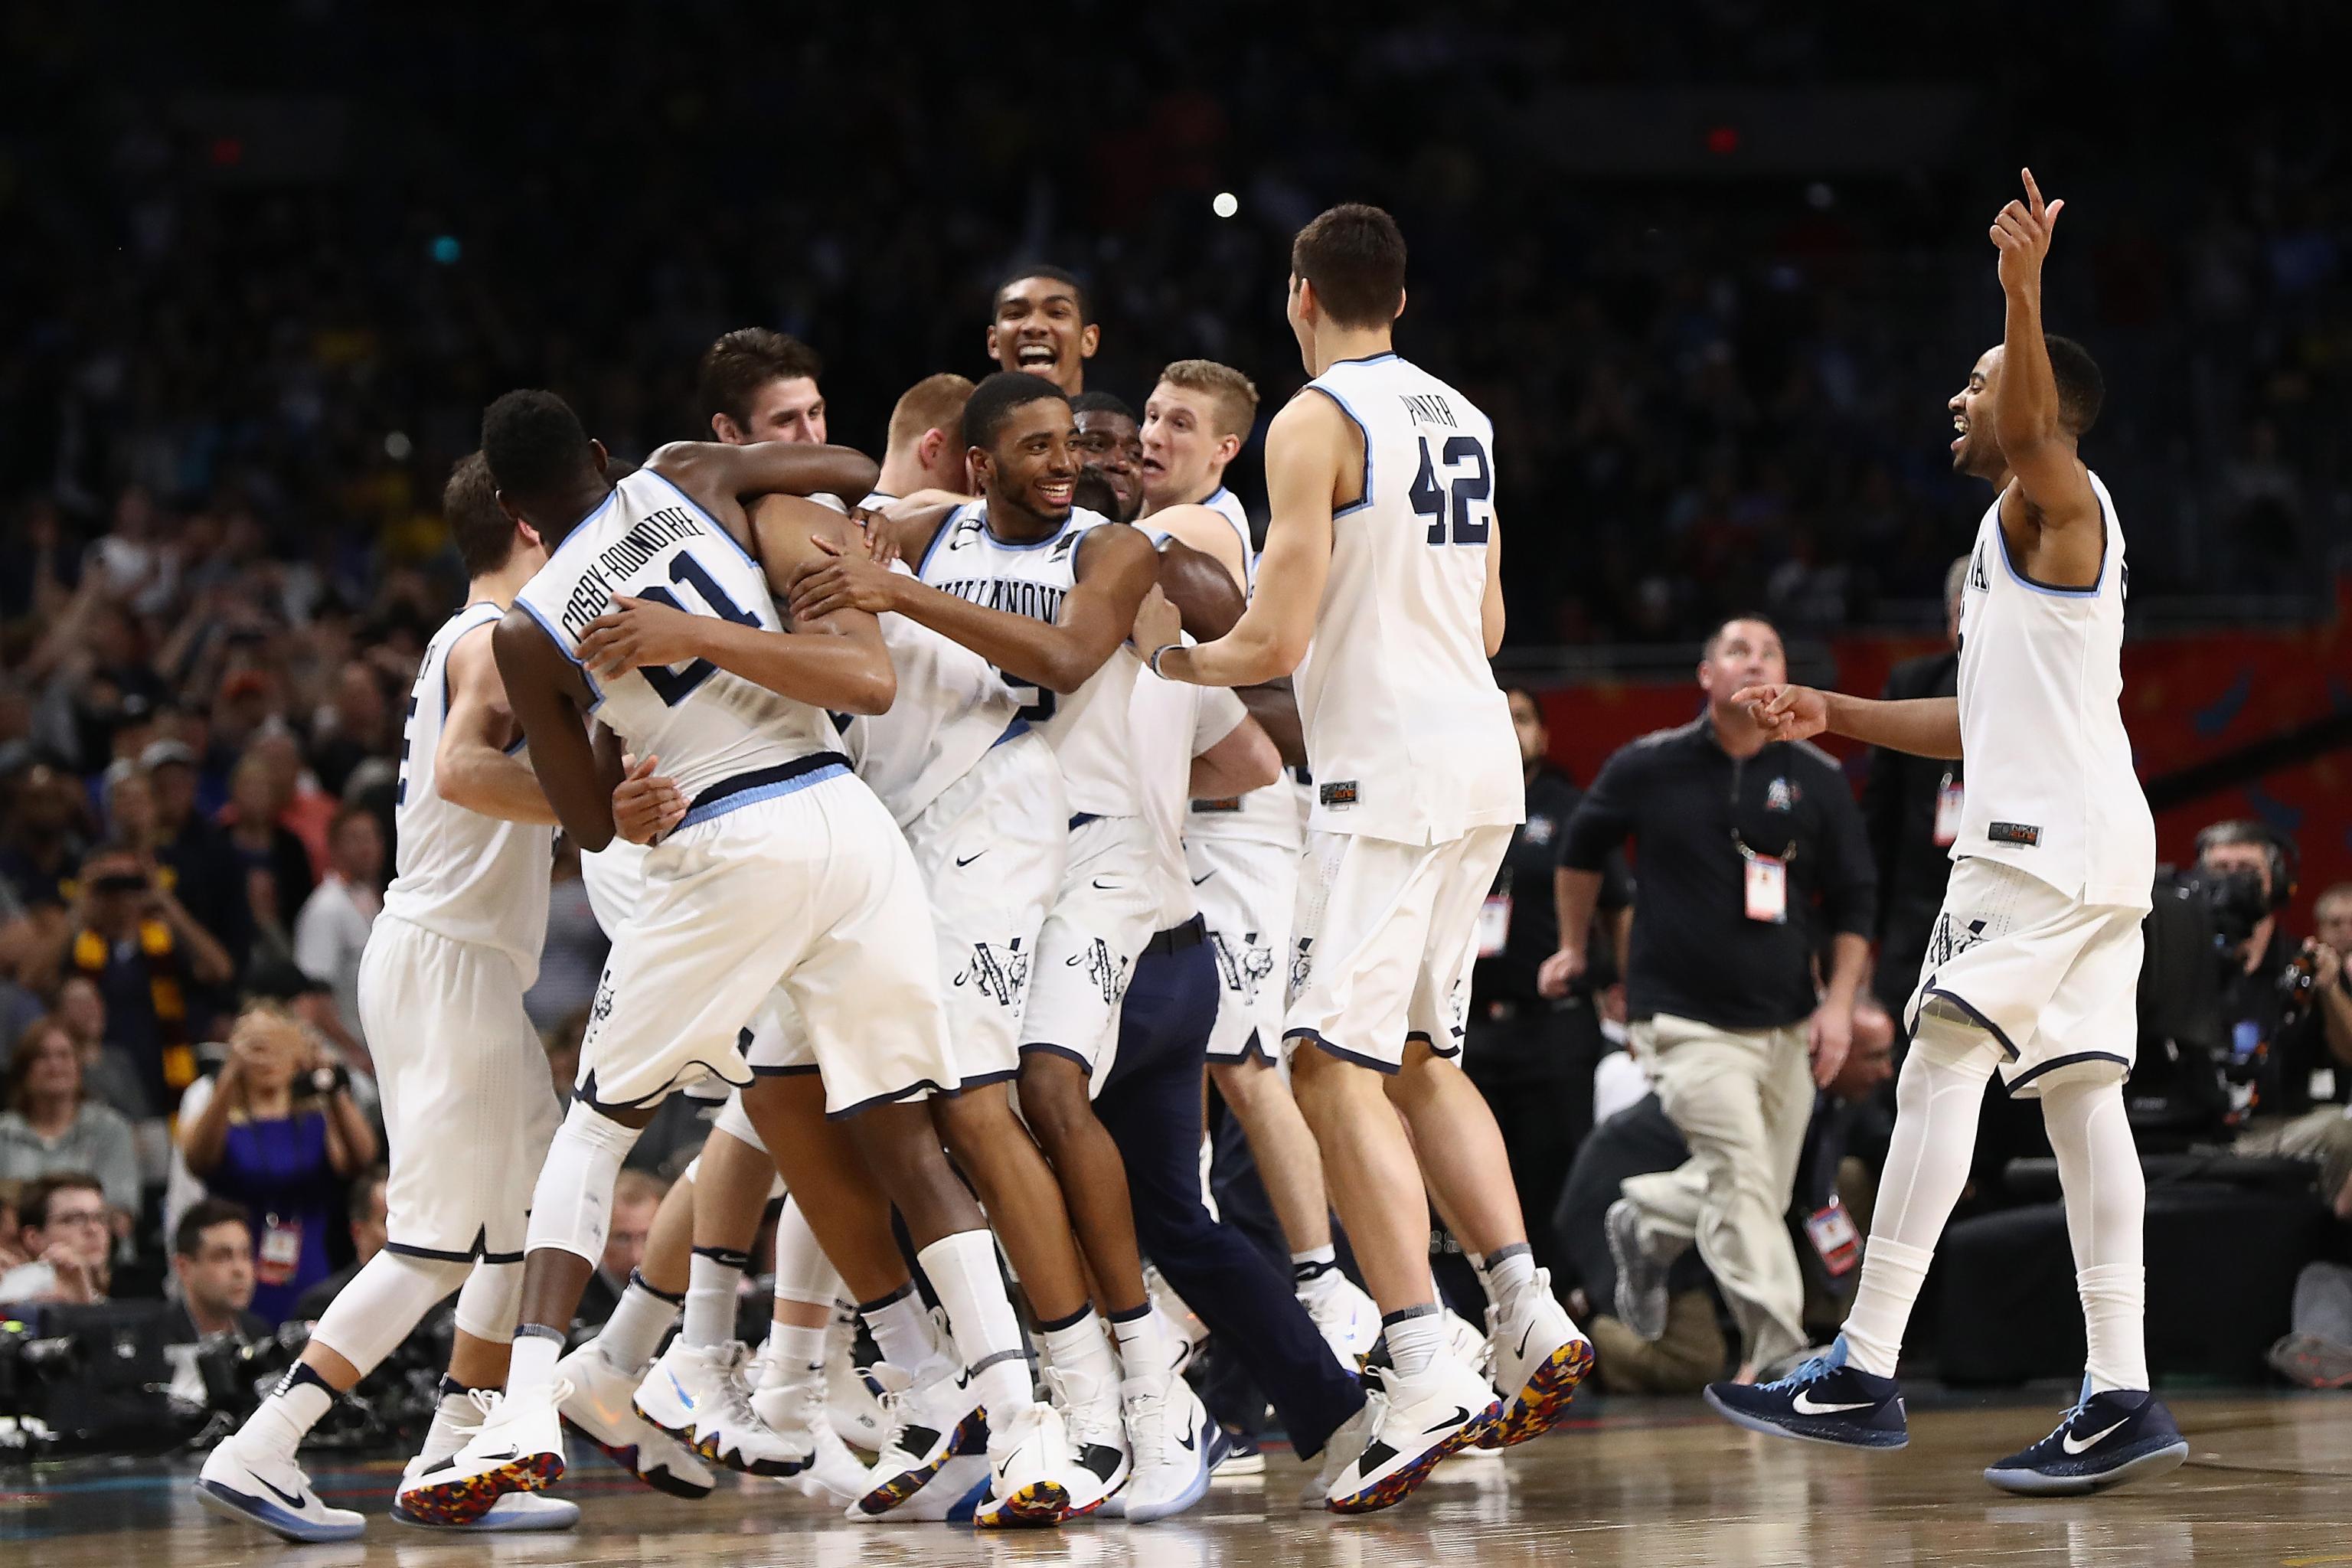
[1481,1242,1537,1305]
[860,1282,942,1373]
[916,1230,1034,1416]
[1108,1303,1171,1389]
[1383,1305,1445,1378]
[508,1325,565,1401]
[1839,1022,1998,1377]
[239,1363,335,1464]
[683,1246,748,1349]
[1038,1307,1120,1403]
[2043,1076,2150,1392]
[760,1320,828,1389]
[597,1272,682,1376]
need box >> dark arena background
[4,3,2350,1563]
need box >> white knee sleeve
[773,1195,843,1309]
[452,1259,524,1343]
[307,1250,472,1374]
[524,1099,645,1265]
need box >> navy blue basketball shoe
[1981,1385,2188,1496]
[1704,1336,1908,1450]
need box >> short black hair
[2045,334,2105,436]
[995,265,1090,325]
[1070,390,1136,423]
[698,328,824,429]
[1292,204,1408,330]
[964,371,1070,454]
[481,390,594,505]
[21,1171,105,1230]
[1705,611,1783,659]
[443,452,517,578]
[175,1196,253,1258]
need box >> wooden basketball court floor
[5,1389,2349,1566]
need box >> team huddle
[191,202,1594,1540]
[192,172,2190,1544]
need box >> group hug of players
[192,201,1596,1541]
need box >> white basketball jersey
[512,469,838,805]
[1293,353,1521,845]
[1131,662,1250,928]
[918,501,1141,818]
[1952,470,2154,910]
[381,603,554,979]
[835,491,1024,827]
[1202,485,1256,593]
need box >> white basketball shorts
[576,768,957,1118]
[1184,831,1296,1066]
[358,915,560,1261]
[1285,825,1514,1073]
[1905,855,2145,1099]
[1021,812,1160,1080]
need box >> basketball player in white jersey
[195,455,686,1543]
[1707,172,2187,1496]
[406,394,1076,1529]
[791,372,1207,1498]
[1119,366,1387,1367]
[1141,204,1590,1511]
[989,266,1095,397]
[576,369,1131,1522]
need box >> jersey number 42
[1410,435,1493,547]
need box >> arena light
[1212,191,1239,219]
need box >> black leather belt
[1142,915,1207,956]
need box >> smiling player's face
[979,400,1080,524]
[988,277,1095,395]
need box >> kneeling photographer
[2137,822,2352,1215]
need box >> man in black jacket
[1860,559,1968,1046]
[1548,615,1876,1380]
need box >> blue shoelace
[1759,1354,1841,1393]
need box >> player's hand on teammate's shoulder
[578,595,705,680]
[611,753,688,845]
[1991,167,2065,292]
[847,509,902,567]
[1129,583,1182,662]
[788,533,902,621]
[1732,681,1829,743]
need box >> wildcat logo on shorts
[1067,939,1130,1006]
[955,939,1030,1011]
[1210,932,1276,1003]
[1926,914,1989,969]
[1289,936,1314,997]
[583,975,616,1045]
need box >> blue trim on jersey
[991,716,1031,749]
[915,505,966,579]
[645,468,761,571]
[675,760,849,832]
[501,735,528,756]
[1329,351,1400,367]
[512,597,605,712]
[1301,385,1376,518]
[541,488,623,576]
[981,505,1076,550]
[1994,507,2106,599]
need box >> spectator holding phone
[177,1005,375,1325]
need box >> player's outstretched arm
[493,611,619,851]
[1991,169,2099,541]
[436,623,559,825]
[1152,395,1338,688]
[648,439,881,519]
[1152,539,1305,765]
[787,518,1160,694]
[1733,683,1963,760]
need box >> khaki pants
[1622,1012,1815,1370]
[2234,1106,2352,1212]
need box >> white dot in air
[1212,191,1239,219]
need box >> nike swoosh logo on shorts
[2063,1419,2128,1455]
[1790,1390,1875,1416]
[956,852,986,867]
[1092,879,1119,890]
[1191,871,1214,885]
